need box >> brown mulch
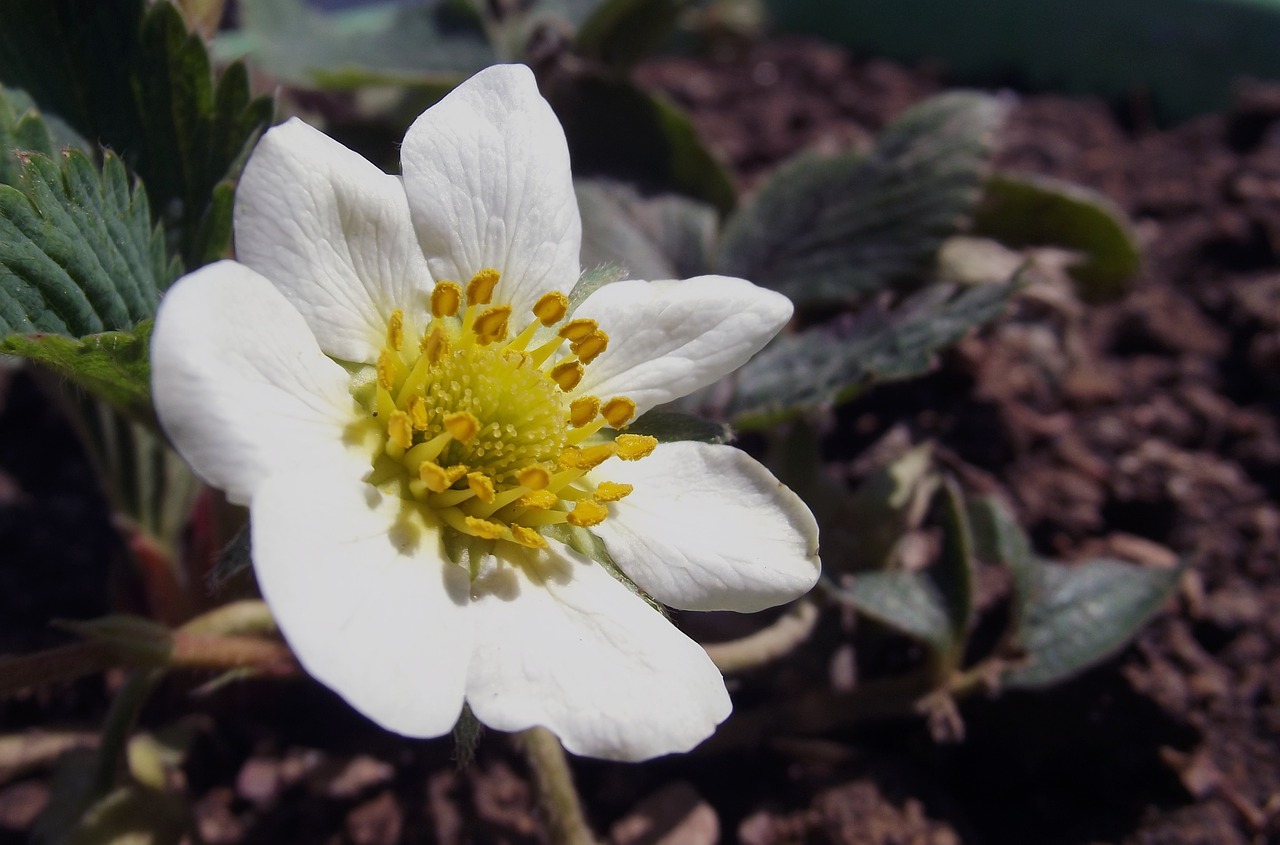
[3,36,1280,845]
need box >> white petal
[465,548,731,761]
[401,65,581,321]
[252,469,473,738]
[572,276,792,415]
[234,118,434,363]
[592,441,820,612]
[151,261,363,505]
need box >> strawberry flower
[151,65,819,761]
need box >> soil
[4,36,1280,845]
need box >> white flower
[151,65,820,761]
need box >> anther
[516,465,551,490]
[566,500,608,527]
[467,472,497,504]
[473,306,512,345]
[419,462,467,493]
[519,489,558,509]
[443,411,480,442]
[570,330,608,364]
[532,291,569,326]
[550,360,584,392]
[386,310,404,351]
[408,395,429,430]
[569,396,600,428]
[431,281,462,317]
[615,434,657,460]
[421,325,450,364]
[601,397,636,428]
[559,443,614,470]
[463,515,505,540]
[510,525,548,549]
[593,481,634,502]
[466,268,500,305]
[558,319,597,342]
[387,410,413,451]
[376,349,396,391]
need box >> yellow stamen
[559,319,597,342]
[550,360,584,392]
[559,443,615,470]
[570,330,608,364]
[464,515,505,540]
[443,411,480,443]
[519,489,559,509]
[387,411,413,451]
[615,434,657,460]
[386,309,404,351]
[408,395,429,430]
[510,525,548,549]
[467,471,496,504]
[466,268,500,305]
[473,306,512,345]
[419,461,467,493]
[421,325,450,364]
[593,481,633,502]
[516,465,551,490]
[532,291,569,326]
[431,281,462,317]
[601,396,636,428]
[376,349,396,391]
[569,396,600,428]
[566,500,608,527]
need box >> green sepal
[618,409,732,445]
[541,523,665,615]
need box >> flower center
[356,269,656,552]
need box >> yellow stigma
[601,397,635,428]
[466,268,500,305]
[358,284,650,555]
[431,281,462,318]
[532,291,569,326]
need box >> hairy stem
[703,599,819,674]
[520,727,598,845]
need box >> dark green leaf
[576,0,686,71]
[0,0,272,265]
[219,0,492,88]
[576,178,716,280]
[718,92,1008,305]
[622,409,732,444]
[841,442,938,573]
[2,323,155,425]
[708,280,1018,430]
[934,477,975,662]
[0,151,177,336]
[826,570,954,655]
[547,71,737,215]
[974,172,1140,301]
[970,496,1184,689]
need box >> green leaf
[576,0,686,70]
[567,262,627,313]
[576,178,717,281]
[973,172,1141,301]
[718,92,1008,306]
[0,151,177,336]
[969,496,1184,689]
[934,477,975,663]
[0,0,272,265]
[218,0,491,89]
[548,72,737,215]
[1,324,155,425]
[622,409,732,444]
[709,280,1018,430]
[841,442,939,573]
[827,570,954,655]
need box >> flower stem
[520,727,598,845]
[703,599,819,674]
